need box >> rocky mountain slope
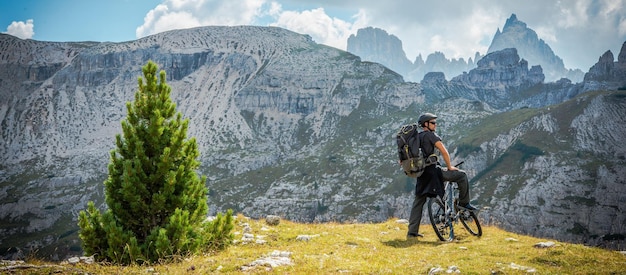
[0,27,624,260]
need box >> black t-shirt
[416,130,445,197]
[419,130,441,156]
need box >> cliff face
[0,27,624,260]
[583,41,626,89]
[347,27,414,76]
[451,48,544,88]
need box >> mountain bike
[427,161,482,241]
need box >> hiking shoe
[407,233,424,238]
[459,203,478,211]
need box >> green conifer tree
[78,61,234,264]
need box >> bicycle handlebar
[438,161,464,168]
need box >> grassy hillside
[3,215,625,274]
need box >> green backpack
[396,123,426,178]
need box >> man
[407,112,477,238]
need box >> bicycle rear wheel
[459,209,482,236]
[428,197,449,241]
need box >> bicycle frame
[445,181,459,240]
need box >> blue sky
[1,0,161,42]
[1,0,625,70]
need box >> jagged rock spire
[487,13,583,82]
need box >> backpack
[396,123,426,178]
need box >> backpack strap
[417,130,425,156]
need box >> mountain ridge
[347,14,585,83]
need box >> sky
[1,0,625,71]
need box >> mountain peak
[583,40,626,87]
[503,13,526,31]
[488,14,583,82]
[346,27,413,75]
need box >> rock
[79,256,94,264]
[241,250,293,271]
[396,219,409,224]
[509,262,537,273]
[296,235,312,241]
[296,234,319,241]
[66,257,80,264]
[243,224,252,233]
[421,72,447,86]
[428,266,444,275]
[241,233,255,243]
[533,241,556,248]
[265,215,281,226]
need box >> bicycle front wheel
[428,196,449,241]
[459,209,482,237]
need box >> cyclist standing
[407,112,477,239]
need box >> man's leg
[441,169,470,205]
[407,193,428,237]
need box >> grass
[3,214,625,274]
[457,107,539,147]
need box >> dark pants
[407,169,470,237]
[441,169,470,205]
[407,192,428,237]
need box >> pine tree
[78,61,234,264]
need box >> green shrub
[78,61,233,264]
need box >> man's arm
[434,141,458,171]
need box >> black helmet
[418,113,438,126]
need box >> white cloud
[4,19,35,39]
[556,0,589,28]
[137,0,367,52]
[270,7,367,50]
[136,0,266,38]
[136,4,201,37]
